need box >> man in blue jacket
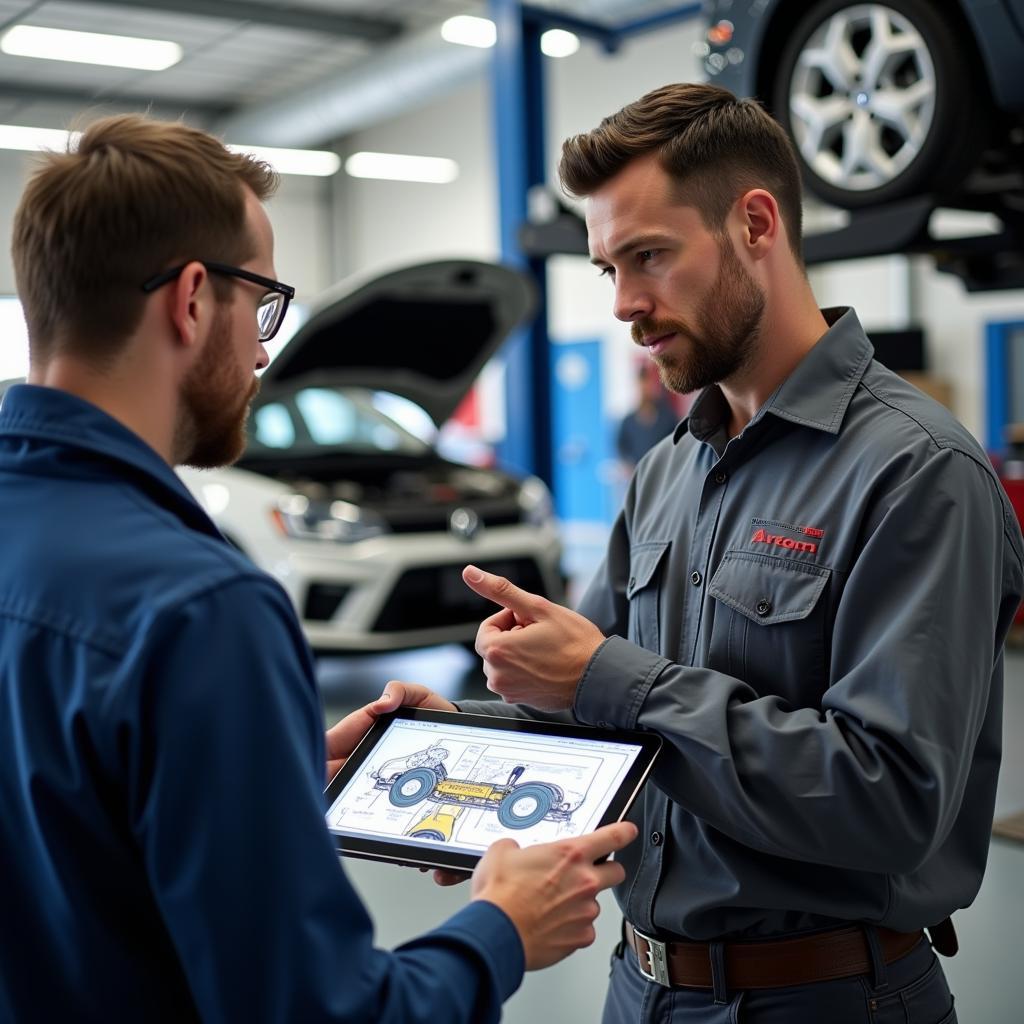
[0,113,636,1023]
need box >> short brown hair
[12,113,279,363]
[559,82,804,262]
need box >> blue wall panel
[550,339,615,523]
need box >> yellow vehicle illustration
[373,746,573,831]
[404,804,464,842]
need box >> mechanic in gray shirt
[329,83,1023,1023]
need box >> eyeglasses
[141,261,296,342]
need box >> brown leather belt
[625,921,925,989]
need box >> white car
[178,259,564,654]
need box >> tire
[497,783,556,830]
[408,828,447,841]
[388,767,438,808]
[773,0,987,208]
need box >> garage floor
[319,645,1024,1023]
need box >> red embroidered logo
[802,526,824,539]
[751,528,818,554]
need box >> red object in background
[442,387,496,467]
[634,359,696,418]
[451,388,479,427]
[998,475,1024,624]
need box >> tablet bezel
[324,707,661,871]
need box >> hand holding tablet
[325,680,456,782]
[471,820,638,969]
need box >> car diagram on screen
[326,724,632,853]
[379,756,574,831]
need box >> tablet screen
[325,710,657,868]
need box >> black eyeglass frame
[140,260,296,341]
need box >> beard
[631,239,766,395]
[176,306,259,469]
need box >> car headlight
[271,494,389,543]
[517,476,554,527]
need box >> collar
[675,307,874,445]
[0,383,221,539]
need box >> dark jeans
[603,934,956,1023]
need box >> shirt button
[756,599,772,616]
[628,576,636,590]
[690,571,702,586]
[650,831,663,846]
[714,471,727,484]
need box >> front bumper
[269,523,564,652]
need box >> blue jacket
[0,383,522,1023]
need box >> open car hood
[259,259,536,427]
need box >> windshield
[248,385,432,457]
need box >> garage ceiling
[0,0,687,141]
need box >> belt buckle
[634,927,671,987]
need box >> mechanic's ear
[167,261,208,349]
[738,189,780,259]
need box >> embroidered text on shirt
[751,528,819,555]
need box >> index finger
[463,565,546,620]
[569,821,639,860]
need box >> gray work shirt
[461,307,1024,940]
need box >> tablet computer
[325,707,661,871]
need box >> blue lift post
[986,321,1024,454]
[488,0,703,487]
[489,0,549,482]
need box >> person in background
[0,112,637,1024]
[615,363,680,470]
[329,82,1023,1023]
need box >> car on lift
[700,0,1024,210]
[177,259,564,654]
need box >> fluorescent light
[1,25,181,71]
[345,152,459,184]
[0,298,29,383]
[227,143,340,177]
[0,126,337,178]
[441,15,496,48]
[0,124,75,152]
[541,29,580,58]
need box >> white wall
[0,149,39,294]
[336,82,498,277]
[265,173,335,296]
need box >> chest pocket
[707,550,831,700]
[626,540,671,653]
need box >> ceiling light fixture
[440,16,497,49]
[0,125,339,177]
[227,144,341,177]
[345,151,459,184]
[540,29,580,58]
[0,124,77,152]
[0,25,182,71]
